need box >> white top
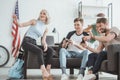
[67,33,84,53]
[25,20,46,40]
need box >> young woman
[14,9,54,80]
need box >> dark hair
[74,18,84,24]
[96,18,108,24]
[96,13,105,17]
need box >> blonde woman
[14,9,54,80]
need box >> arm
[69,39,86,50]
[92,32,116,42]
[61,31,75,48]
[74,43,86,50]
[41,28,48,51]
[83,25,92,32]
[92,27,119,42]
[83,31,116,43]
[61,39,69,48]
[19,19,36,27]
[85,42,104,53]
[13,14,36,27]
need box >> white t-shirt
[67,33,84,53]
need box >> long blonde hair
[38,9,50,24]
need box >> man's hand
[83,36,91,41]
[62,39,69,48]
[81,41,88,48]
[68,39,76,45]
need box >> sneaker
[85,67,93,75]
[76,74,83,80]
[83,74,96,80]
[84,67,89,75]
[61,74,69,80]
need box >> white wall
[18,0,79,43]
[111,0,120,28]
[101,0,120,28]
[0,0,120,66]
[82,0,120,28]
[0,0,78,66]
[0,0,16,66]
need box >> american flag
[11,0,21,58]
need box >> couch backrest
[107,44,120,73]
[46,36,54,46]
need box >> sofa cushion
[107,44,120,73]
[100,60,108,72]
[27,51,82,69]
[51,58,82,68]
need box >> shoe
[61,74,69,80]
[84,67,89,75]
[95,73,99,80]
[76,74,83,80]
[83,74,96,80]
[79,68,85,75]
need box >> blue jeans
[59,48,89,69]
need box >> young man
[59,18,89,80]
[82,18,120,80]
[83,13,105,42]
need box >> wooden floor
[0,67,117,80]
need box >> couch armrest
[107,44,120,73]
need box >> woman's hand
[12,14,23,27]
[43,43,48,52]
[13,14,18,21]
[12,14,20,26]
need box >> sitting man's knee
[59,48,66,53]
[82,50,89,57]
[84,50,89,54]
[88,53,96,58]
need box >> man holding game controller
[59,18,89,80]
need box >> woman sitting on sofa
[13,9,54,80]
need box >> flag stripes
[11,0,21,58]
